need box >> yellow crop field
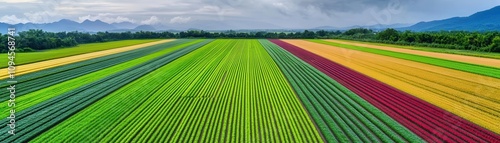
[282,39,500,134]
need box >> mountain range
[0,19,124,32]
[0,5,499,32]
[313,23,412,31]
[0,18,287,33]
[401,5,500,31]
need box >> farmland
[0,39,499,142]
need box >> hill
[403,6,500,31]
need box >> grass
[335,39,500,59]
[0,39,161,68]
[309,39,500,79]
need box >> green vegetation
[261,40,423,142]
[0,40,204,118]
[0,39,160,67]
[33,40,322,142]
[310,39,500,79]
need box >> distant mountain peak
[111,21,138,29]
[112,21,134,24]
[58,19,74,22]
[134,25,156,31]
[94,20,105,23]
[81,19,106,23]
[81,19,92,23]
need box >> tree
[377,28,399,42]
[399,30,415,43]
[316,30,327,37]
[344,28,372,36]
[0,34,7,52]
[487,36,500,52]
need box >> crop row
[261,40,422,142]
[0,40,212,142]
[270,39,500,142]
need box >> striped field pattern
[1,39,498,142]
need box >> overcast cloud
[0,0,499,28]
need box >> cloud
[0,15,29,24]
[294,0,401,15]
[2,0,500,28]
[195,5,221,13]
[169,16,191,24]
[78,13,135,23]
[141,16,160,25]
[272,2,292,15]
[0,0,40,3]
[24,11,60,23]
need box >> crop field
[0,39,499,142]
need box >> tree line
[2,28,500,53]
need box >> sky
[0,0,499,29]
